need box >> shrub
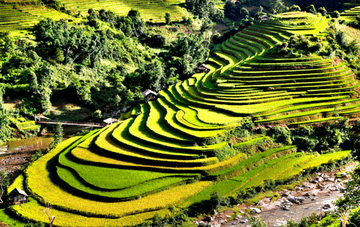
[268,126,292,145]
[333,11,340,18]
[318,7,327,16]
[248,216,267,227]
[289,5,301,11]
[305,4,316,14]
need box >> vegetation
[3,3,360,227]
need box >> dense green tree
[240,7,249,17]
[165,13,171,25]
[164,33,210,80]
[289,5,301,11]
[270,0,286,14]
[318,7,327,16]
[185,0,223,21]
[305,4,317,14]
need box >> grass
[57,165,195,200]
[278,150,351,181]
[0,209,27,227]
[20,136,213,217]
[55,0,188,23]
[10,197,172,226]
[95,122,216,166]
[58,130,200,190]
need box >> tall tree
[270,0,286,14]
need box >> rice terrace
[1,0,360,226]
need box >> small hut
[8,188,28,205]
[197,63,210,73]
[142,89,158,102]
[259,15,269,22]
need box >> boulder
[323,203,332,209]
[240,219,248,223]
[302,182,316,189]
[251,208,261,214]
[341,172,348,178]
[287,195,305,204]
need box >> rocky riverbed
[195,164,355,227]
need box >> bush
[305,4,316,14]
[290,5,301,11]
[248,216,267,227]
[268,126,292,145]
[333,10,340,18]
[318,7,327,16]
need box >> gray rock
[327,178,335,182]
[341,172,348,178]
[287,195,305,204]
[240,219,248,223]
[302,182,316,189]
[323,203,332,209]
[297,197,305,203]
[251,208,261,214]
[281,190,290,196]
[226,215,232,218]
[257,200,266,206]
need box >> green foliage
[248,216,267,227]
[185,0,223,21]
[305,4,317,14]
[290,5,301,12]
[47,122,63,152]
[165,13,171,25]
[336,166,360,211]
[0,110,12,144]
[318,7,327,16]
[270,0,286,14]
[164,33,210,80]
[0,8,214,113]
[333,10,340,18]
[269,126,292,145]
[298,213,319,227]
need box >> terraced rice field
[342,0,360,21]
[52,0,188,23]
[7,12,359,226]
[0,4,73,34]
[0,0,186,34]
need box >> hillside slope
[4,11,359,226]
